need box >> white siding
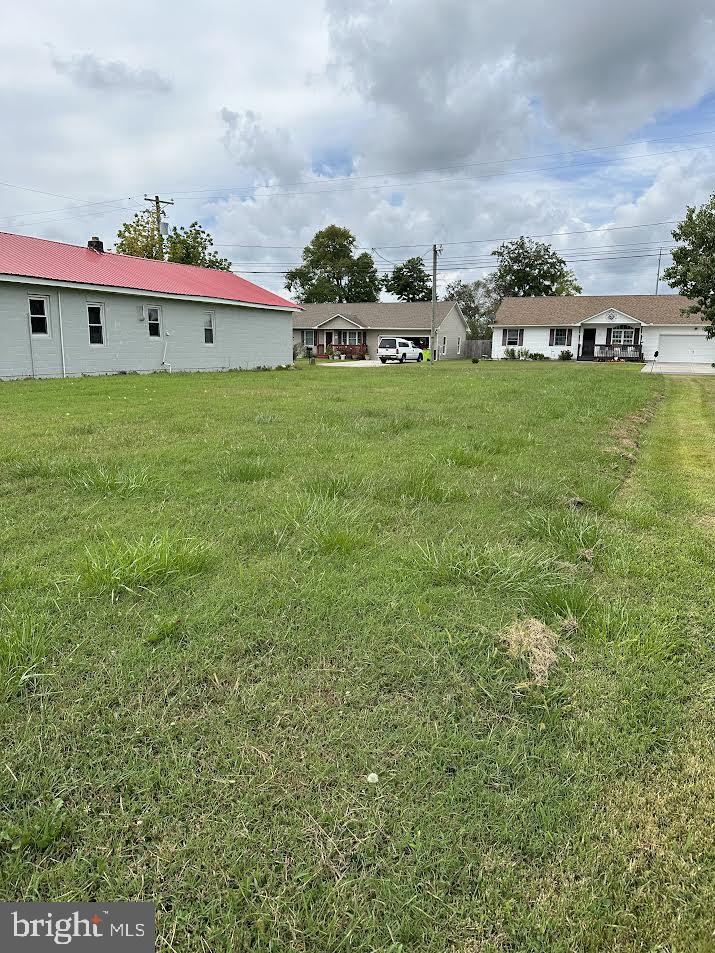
[491,327,558,359]
[0,281,293,379]
[641,326,714,362]
[492,324,713,362]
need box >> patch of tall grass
[82,534,212,597]
[0,609,51,701]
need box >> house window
[204,312,215,345]
[441,336,447,356]
[146,305,162,338]
[29,297,49,335]
[348,330,358,345]
[505,328,520,346]
[303,329,315,347]
[612,328,635,345]
[87,303,105,345]
[553,328,569,347]
[457,337,461,355]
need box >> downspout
[26,307,35,379]
[161,333,172,373]
[57,289,67,378]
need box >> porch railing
[330,344,368,359]
[594,345,643,361]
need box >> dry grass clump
[501,618,561,685]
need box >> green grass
[1,361,714,951]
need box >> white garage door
[658,334,715,363]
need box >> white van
[377,337,424,364]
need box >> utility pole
[430,243,442,365]
[655,246,663,295]
[144,194,174,260]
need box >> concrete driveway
[319,359,417,368]
[642,362,715,376]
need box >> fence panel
[463,339,493,359]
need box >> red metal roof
[0,231,296,309]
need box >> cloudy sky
[2,0,715,297]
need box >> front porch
[576,311,645,362]
[592,344,643,362]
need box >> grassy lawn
[1,361,714,952]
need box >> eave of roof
[0,231,297,311]
[493,294,699,327]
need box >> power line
[166,143,714,204]
[168,126,715,199]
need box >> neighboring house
[293,301,468,359]
[0,232,296,379]
[491,295,715,363]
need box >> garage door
[658,334,715,363]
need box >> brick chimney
[87,236,104,253]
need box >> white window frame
[554,328,569,347]
[87,302,106,346]
[457,336,461,355]
[348,330,358,345]
[28,296,50,337]
[303,329,315,347]
[612,328,635,346]
[145,305,162,339]
[204,311,215,345]
[505,328,520,346]
[441,336,447,356]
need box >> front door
[581,327,596,359]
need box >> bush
[471,357,480,364]
[503,347,518,360]
[530,352,547,361]
[516,347,531,360]
[558,350,573,361]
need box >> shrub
[558,350,573,361]
[471,357,480,364]
[530,352,547,361]
[503,347,518,360]
[516,347,531,360]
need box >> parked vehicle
[377,337,424,363]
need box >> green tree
[115,212,231,271]
[662,193,715,337]
[166,222,232,271]
[383,256,432,301]
[444,278,499,338]
[115,209,163,260]
[285,225,381,303]
[489,237,582,300]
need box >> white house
[0,231,297,379]
[294,301,468,360]
[491,295,715,364]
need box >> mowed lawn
[1,361,714,952]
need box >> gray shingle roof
[494,295,700,327]
[293,301,457,330]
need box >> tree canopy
[662,193,715,337]
[115,211,232,271]
[383,256,432,301]
[489,237,582,299]
[444,278,499,338]
[285,225,381,303]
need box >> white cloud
[1,0,714,296]
[51,53,171,94]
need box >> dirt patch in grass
[501,618,561,685]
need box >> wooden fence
[463,339,493,359]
